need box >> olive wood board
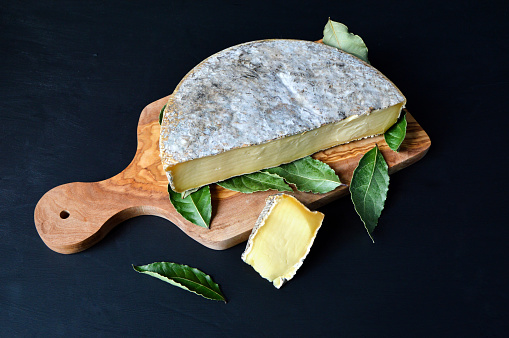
[34,95,430,254]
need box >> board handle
[34,179,145,254]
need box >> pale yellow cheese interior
[243,194,324,288]
[169,103,402,192]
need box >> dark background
[1,0,508,336]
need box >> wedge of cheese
[242,193,324,288]
[160,39,406,192]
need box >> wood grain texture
[34,95,430,254]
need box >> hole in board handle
[60,210,70,219]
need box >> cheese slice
[242,194,324,288]
[160,39,406,192]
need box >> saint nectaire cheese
[242,193,324,288]
[160,39,406,192]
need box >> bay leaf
[349,145,389,242]
[265,156,342,193]
[217,171,292,194]
[168,185,211,228]
[323,18,369,63]
[158,104,166,125]
[133,262,226,302]
[384,111,407,152]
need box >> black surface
[1,0,508,336]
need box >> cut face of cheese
[169,103,402,192]
[160,39,406,192]
[242,194,324,288]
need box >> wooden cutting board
[34,95,430,254]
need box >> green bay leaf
[159,104,166,125]
[323,18,369,63]
[168,185,211,228]
[349,145,389,242]
[384,111,407,152]
[133,262,226,302]
[265,156,342,193]
[217,171,292,194]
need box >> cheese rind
[160,39,406,192]
[242,194,324,288]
